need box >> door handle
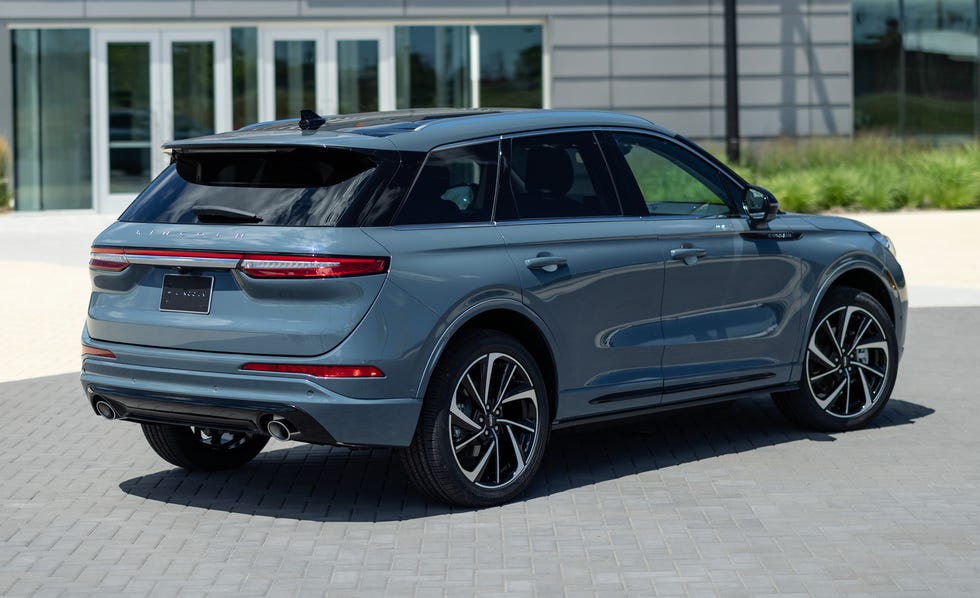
[525,256,567,273]
[670,247,707,265]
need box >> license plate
[160,275,214,314]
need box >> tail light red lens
[89,248,129,271]
[82,345,116,358]
[90,247,389,279]
[241,363,385,378]
[239,255,389,279]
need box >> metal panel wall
[0,0,854,139]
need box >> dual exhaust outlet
[93,396,297,442]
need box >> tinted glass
[171,41,215,140]
[853,0,903,131]
[121,148,385,227]
[395,141,498,225]
[476,25,542,108]
[12,28,92,210]
[611,133,730,217]
[395,26,470,109]
[503,132,619,220]
[231,27,258,130]
[903,0,977,134]
[274,40,316,120]
[337,40,379,114]
[108,42,152,194]
[853,0,979,134]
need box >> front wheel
[142,423,269,471]
[401,329,551,507]
[775,286,899,432]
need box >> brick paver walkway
[1,308,978,596]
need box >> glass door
[259,27,394,121]
[327,28,394,115]
[259,29,327,121]
[93,29,230,215]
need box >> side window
[610,133,732,217]
[501,132,620,220]
[394,141,498,225]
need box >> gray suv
[82,109,907,507]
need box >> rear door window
[394,141,499,225]
[499,131,620,220]
[120,147,387,226]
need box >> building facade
[0,0,976,213]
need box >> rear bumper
[81,358,422,448]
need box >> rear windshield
[120,147,385,226]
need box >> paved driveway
[1,211,979,596]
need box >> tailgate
[86,222,389,356]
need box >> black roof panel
[164,108,671,153]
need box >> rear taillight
[89,248,128,271]
[239,255,389,279]
[241,363,385,378]
[82,345,116,358]
[89,247,389,279]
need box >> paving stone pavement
[1,307,979,596]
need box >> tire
[141,423,269,471]
[401,329,551,507]
[775,286,898,432]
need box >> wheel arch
[796,260,899,367]
[419,301,560,423]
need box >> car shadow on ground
[117,396,933,522]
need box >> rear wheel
[775,286,898,431]
[141,423,269,471]
[401,329,550,507]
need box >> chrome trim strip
[124,255,241,269]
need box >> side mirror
[744,186,779,225]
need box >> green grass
[727,135,980,213]
[0,137,10,212]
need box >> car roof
[163,108,673,154]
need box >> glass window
[903,0,978,134]
[121,148,389,227]
[395,141,498,225]
[12,29,92,210]
[231,27,258,130]
[171,41,215,140]
[107,42,152,194]
[853,0,902,131]
[476,25,542,108]
[395,26,470,109]
[610,133,731,217]
[853,0,979,135]
[337,40,379,114]
[274,40,316,120]
[502,132,619,220]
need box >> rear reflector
[241,363,385,378]
[82,345,116,358]
[239,255,389,279]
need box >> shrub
[728,135,980,213]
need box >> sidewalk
[0,209,977,384]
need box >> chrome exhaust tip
[266,419,296,441]
[94,399,117,420]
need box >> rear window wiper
[192,205,263,223]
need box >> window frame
[495,129,625,222]
[598,130,742,220]
[390,136,503,228]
